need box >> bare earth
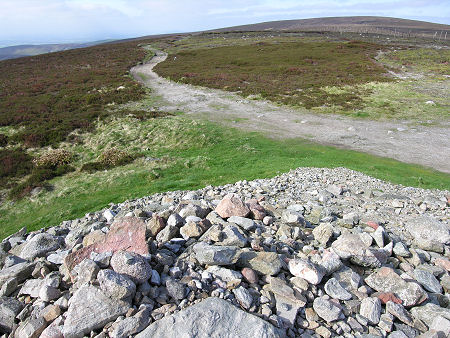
[131,51,450,174]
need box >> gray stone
[19,279,43,298]
[393,242,410,257]
[269,278,306,327]
[19,233,60,260]
[414,269,442,293]
[410,303,450,327]
[63,285,130,338]
[288,258,324,285]
[365,267,427,307]
[135,297,283,338]
[0,296,23,333]
[386,301,413,326]
[166,279,186,300]
[110,306,152,338]
[110,251,152,284]
[407,216,449,252]
[167,213,186,227]
[98,269,136,300]
[389,331,408,338]
[233,286,253,309]
[237,250,282,276]
[282,210,306,225]
[324,278,352,300]
[220,224,247,247]
[312,223,333,246]
[0,262,35,288]
[313,297,343,322]
[332,266,361,291]
[359,297,381,325]
[72,259,99,284]
[429,316,450,336]
[39,284,61,302]
[15,316,47,338]
[155,224,179,243]
[193,243,239,266]
[3,255,27,268]
[0,278,18,297]
[206,266,243,282]
[228,216,257,231]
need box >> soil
[131,50,450,174]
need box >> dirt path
[131,50,450,174]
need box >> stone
[206,266,243,282]
[82,230,106,247]
[374,292,403,305]
[19,233,60,260]
[215,193,250,219]
[237,250,282,276]
[245,199,266,220]
[110,251,152,284]
[413,269,442,293]
[193,243,239,266]
[41,304,61,322]
[269,278,306,327]
[0,278,18,297]
[359,297,381,325]
[3,255,27,268]
[406,216,449,252]
[104,209,116,223]
[135,297,282,338]
[313,297,343,322]
[47,251,69,265]
[97,269,136,300]
[282,210,306,225]
[317,249,343,275]
[288,258,324,285]
[324,278,352,300]
[150,270,161,285]
[146,215,166,238]
[39,284,61,302]
[365,267,427,306]
[15,316,47,338]
[410,303,450,327]
[233,286,253,309]
[63,285,130,338]
[393,242,411,257]
[90,251,112,268]
[166,279,186,300]
[64,217,148,272]
[155,224,179,243]
[312,223,333,246]
[386,301,413,326]
[0,262,35,288]
[389,331,408,338]
[429,316,450,336]
[180,221,208,240]
[332,233,386,268]
[220,224,248,247]
[241,267,258,284]
[228,216,257,231]
[332,266,361,291]
[40,317,64,338]
[167,213,186,227]
[0,296,23,333]
[109,306,152,338]
[72,258,99,284]
[434,258,450,272]
[19,279,43,298]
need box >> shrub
[99,148,133,167]
[0,134,8,147]
[0,149,33,180]
[33,149,73,168]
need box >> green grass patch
[1,116,448,239]
[154,40,391,109]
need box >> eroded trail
[131,50,450,174]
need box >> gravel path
[131,50,450,174]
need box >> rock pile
[0,167,449,338]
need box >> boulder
[215,193,250,219]
[193,243,240,266]
[97,269,136,300]
[237,250,282,276]
[19,233,60,260]
[0,296,23,333]
[110,251,152,284]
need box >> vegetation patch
[155,40,391,109]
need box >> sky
[1,0,449,46]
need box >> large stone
[313,297,343,322]
[360,297,381,325]
[110,251,152,284]
[215,193,250,219]
[135,297,283,338]
[155,224,179,243]
[413,269,442,293]
[180,220,210,240]
[146,215,166,238]
[0,296,23,333]
[237,250,282,276]
[109,306,152,338]
[312,223,333,246]
[97,269,136,300]
[386,301,413,326]
[19,233,60,260]
[64,217,148,272]
[193,243,239,266]
[288,258,324,285]
[331,233,386,268]
[410,303,450,327]
[15,316,47,338]
[228,216,257,231]
[219,224,248,247]
[63,285,130,338]
[166,279,186,300]
[324,278,352,300]
[269,277,306,327]
[406,216,450,252]
[0,262,35,288]
[245,199,266,220]
[365,267,427,307]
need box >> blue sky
[1,0,449,45]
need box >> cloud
[0,0,448,45]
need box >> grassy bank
[1,115,448,239]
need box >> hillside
[211,16,450,38]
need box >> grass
[1,115,448,239]
[154,40,391,109]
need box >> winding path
[131,50,450,174]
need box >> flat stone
[135,297,283,338]
[228,216,257,231]
[219,224,247,247]
[288,258,324,285]
[359,297,381,325]
[269,278,306,327]
[324,278,352,300]
[19,233,60,260]
[282,210,306,225]
[63,285,130,338]
[20,279,43,298]
[98,269,136,300]
[414,269,442,293]
[15,316,47,338]
[410,303,450,327]
[406,216,450,252]
[109,306,152,338]
[0,262,35,288]
[215,193,250,219]
[110,251,151,284]
[386,301,413,326]
[64,217,148,272]
[47,251,69,265]
[194,243,239,266]
[313,297,343,322]
[237,250,282,276]
[0,296,24,333]
[365,267,427,306]
[206,266,243,282]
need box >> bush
[0,149,32,180]
[33,149,73,168]
[81,148,135,173]
[0,134,8,147]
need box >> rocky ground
[0,167,449,338]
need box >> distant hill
[211,16,450,38]
[0,40,114,61]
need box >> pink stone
[375,292,403,305]
[435,258,450,272]
[245,199,266,220]
[366,221,379,230]
[215,193,250,219]
[241,267,258,284]
[65,217,148,271]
